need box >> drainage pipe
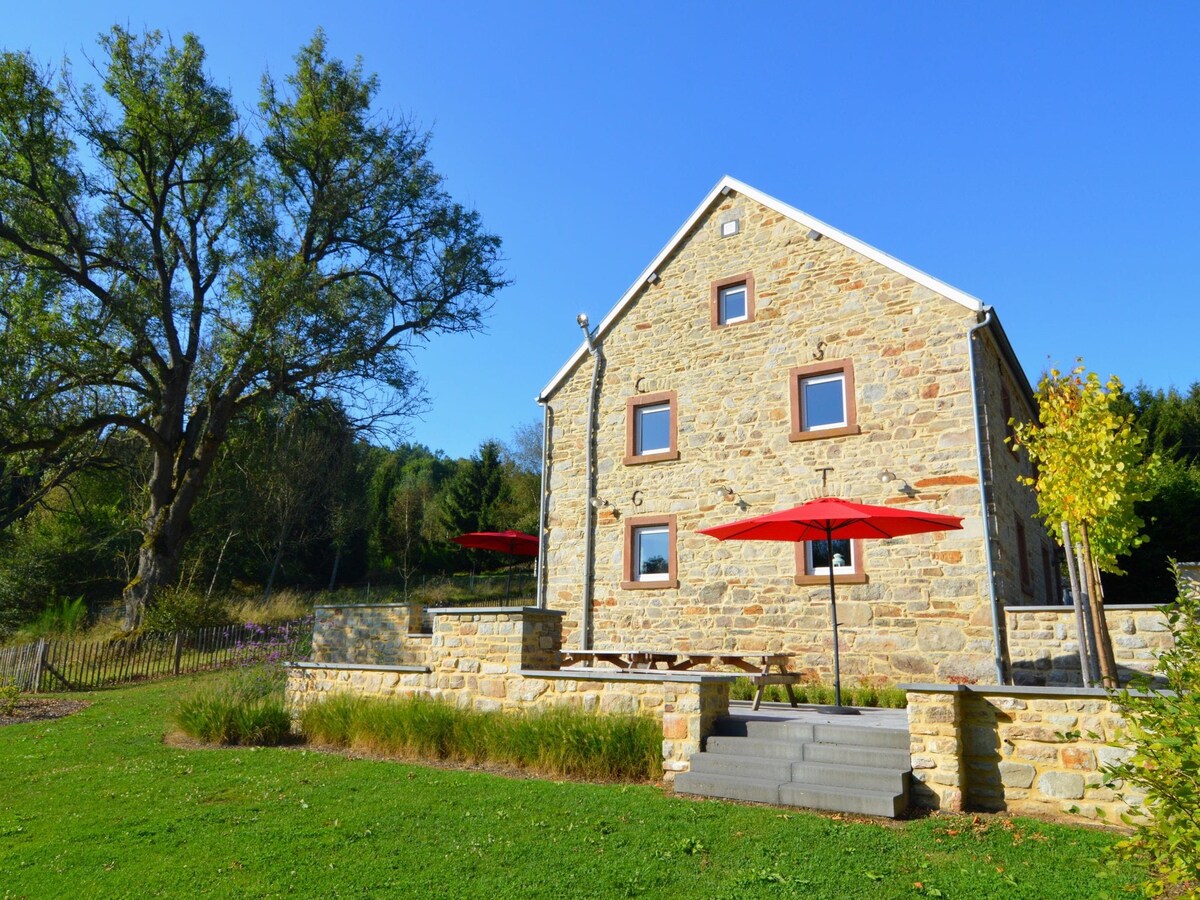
[535,400,551,609]
[968,308,1008,685]
[577,314,603,650]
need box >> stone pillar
[906,686,965,811]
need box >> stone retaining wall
[905,684,1141,825]
[287,606,732,782]
[1004,604,1172,686]
[311,603,430,667]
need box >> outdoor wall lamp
[881,470,916,497]
[590,497,611,509]
[716,485,735,500]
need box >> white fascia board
[538,175,985,402]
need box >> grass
[0,675,1144,898]
[174,665,292,746]
[730,677,909,708]
[301,694,661,780]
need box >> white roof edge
[538,175,986,402]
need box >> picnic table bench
[558,649,800,710]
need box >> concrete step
[687,752,795,782]
[790,760,909,795]
[803,742,912,770]
[703,735,806,761]
[812,723,910,750]
[778,782,907,818]
[712,716,815,742]
[674,772,781,805]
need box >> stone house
[534,176,1056,685]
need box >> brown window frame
[1015,516,1033,596]
[621,514,679,590]
[710,273,756,328]
[1001,384,1017,448]
[624,390,679,465]
[788,359,862,442]
[794,539,868,586]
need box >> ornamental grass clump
[729,677,907,708]
[1105,566,1200,896]
[300,695,661,781]
[174,664,291,746]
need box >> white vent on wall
[720,219,740,237]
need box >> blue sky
[9,3,1200,458]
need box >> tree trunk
[123,538,183,631]
[1079,521,1119,687]
[1061,522,1093,686]
[327,545,342,591]
[262,519,291,603]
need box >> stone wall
[542,185,1049,684]
[905,684,1141,825]
[1005,605,1172,686]
[287,606,733,783]
[311,603,431,668]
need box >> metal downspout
[968,308,1008,685]
[535,400,551,609]
[577,315,603,650]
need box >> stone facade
[906,684,1143,824]
[540,180,1050,684]
[286,605,734,783]
[1005,604,1173,686]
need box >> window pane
[636,527,670,578]
[720,286,747,323]
[809,539,853,573]
[635,403,671,454]
[802,374,846,429]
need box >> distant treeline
[0,396,539,635]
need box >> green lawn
[0,676,1141,898]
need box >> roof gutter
[535,399,551,609]
[577,314,603,650]
[968,308,1009,685]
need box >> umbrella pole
[826,527,843,709]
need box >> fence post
[173,632,184,675]
[31,638,46,693]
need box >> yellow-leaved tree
[1011,364,1160,686]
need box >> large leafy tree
[0,28,504,626]
[1012,364,1160,685]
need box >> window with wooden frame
[621,515,679,590]
[1015,516,1033,595]
[710,273,755,327]
[624,390,679,465]
[1001,383,1017,449]
[794,539,868,585]
[789,359,861,442]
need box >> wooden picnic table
[558,649,800,710]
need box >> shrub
[301,696,661,781]
[174,664,291,746]
[1105,565,1200,896]
[142,586,233,633]
[0,685,19,716]
[17,595,89,639]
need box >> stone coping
[432,606,564,617]
[521,668,741,685]
[1003,603,1172,612]
[900,682,1173,699]
[313,602,413,610]
[285,661,432,674]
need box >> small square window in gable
[710,273,755,328]
[788,359,862,442]
[624,390,679,465]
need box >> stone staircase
[673,714,911,818]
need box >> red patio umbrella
[699,497,962,710]
[450,531,539,601]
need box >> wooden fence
[0,620,311,693]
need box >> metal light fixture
[881,470,915,496]
[716,485,735,501]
